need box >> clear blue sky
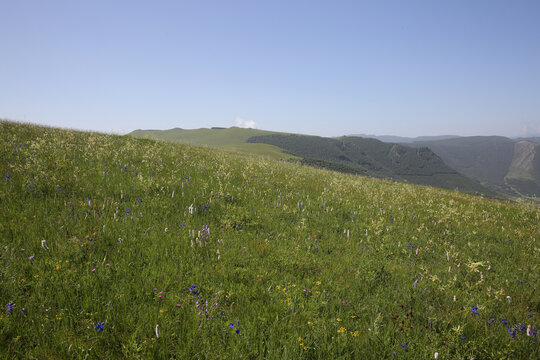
[1,0,539,137]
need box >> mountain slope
[407,136,516,186]
[506,141,540,196]
[404,136,540,198]
[247,134,493,196]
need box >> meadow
[1,120,538,359]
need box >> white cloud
[235,116,257,129]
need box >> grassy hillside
[1,120,539,359]
[248,134,492,196]
[129,127,297,160]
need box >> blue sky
[1,0,539,137]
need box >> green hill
[247,134,493,196]
[130,127,493,197]
[129,127,297,160]
[2,120,539,359]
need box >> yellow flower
[351,330,359,337]
[159,309,164,313]
[322,301,327,305]
[307,321,313,326]
[350,315,356,319]
[316,281,321,286]
[297,337,303,342]
[55,264,61,271]
[276,285,281,290]
[337,318,342,322]
[337,327,346,334]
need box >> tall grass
[1,120,538,359]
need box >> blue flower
[229,323,234,328]
[94,322,105,332]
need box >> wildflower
[337,327,346,334]
[401,341,409,352]
[488,318,495,325]
[501,318,508,325]
[28,255,34,260]
[434,352,439,359]
[527,325,532,336]
[92,268,96,272]
[337,318,342,322]
[94,322,105,332]
[472,306,479,315]
[155,324,160,338]
[507,296,512,303]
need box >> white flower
[155,324,160,338]
[507,296,512,303]
[41,240,49,250]
[434,352,439,359]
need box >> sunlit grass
[1,120,538,359]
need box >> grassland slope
[1,120,538,359]
[129,127,296,160]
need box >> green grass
[1,120,539,359]
[129,127,298,160]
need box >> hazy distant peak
[348,134,461,143]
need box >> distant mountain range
[129,127,493,197]
[348,134,462,143]
[350,135,540,198]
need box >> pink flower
[92,268,96,272]
[106,264,110,267]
